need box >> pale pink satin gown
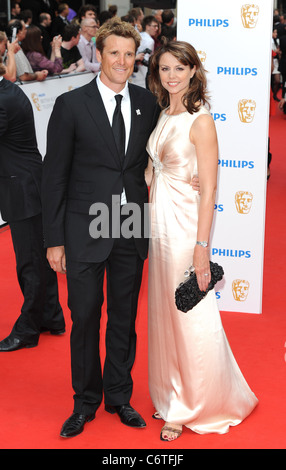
[146,107,258,434]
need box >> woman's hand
[193,244,211,292]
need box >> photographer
[0,31,20,82]
[131,15,159,88]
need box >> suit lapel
[124,84,142,168]
[83,80,145,169]
[83,79,120,168]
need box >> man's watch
[196,241,208,248]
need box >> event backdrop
[1,1,273,314]
[19,72,95,158]
[177,0,273,313]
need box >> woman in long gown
[145,40,258,442]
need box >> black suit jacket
[51,16,69,37]
[0,78,42,223]
[39,0,58,19]
[38,24,52,57]
[42,77,160,262]
[279,35,286,77]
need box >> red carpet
[0,99,285,451]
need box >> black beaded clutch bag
[175,261,224,313]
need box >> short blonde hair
[96,17,141,54]
[0,31,7,43]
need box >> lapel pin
[136,109,141,115]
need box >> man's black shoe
[40,327,66,335]
[105,403,146,428]
[60,412,95,438]
[0,335,38,352]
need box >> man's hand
[135,52,145,62]
[47,246,66,274]
[279,98,285,110]
[35,70,48,81]
[7,38,20,54]
[191,175,200,193]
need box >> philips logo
[214,204,224,212]
[189,18,229,27]
[218,159,254,169]
[217,67,257,76]
[212,248,251,258]
[211,113,226,121]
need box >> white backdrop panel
[19,72,94,157]
[177,0,273,313]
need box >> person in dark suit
[39,0,59,20]
[38,12,53,57]
[0,58,65,352]
[51,3,70,37]
[41,17,160,438]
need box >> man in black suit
[38,12,53,57]
[42,18,160,438]
[0,59,65,351]
[39,0,59,19]
[51,2,70,37]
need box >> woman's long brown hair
[21,25,46,56]
[148,39,210,114]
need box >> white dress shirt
[96,73,131,204]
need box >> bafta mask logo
[197,50,206,65]
[31,93,41,111]
[232,279,250,302]
[235,191,253,214]
[241,4,259,28]
[238,99,256,123]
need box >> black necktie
[112,94,125,162]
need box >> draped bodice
[147,106,211,184]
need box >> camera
[7,26,17,43]
[134,48,152,73]
[141,48,152,67]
